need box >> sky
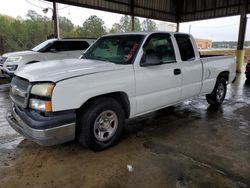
[0,0,249,41]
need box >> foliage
[110,15,142,32]
[212,41,250,48]
[0,10,158,54]
[78,15,107,38]
[0,11,107,54]
[142,19,157,31]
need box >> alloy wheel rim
[216,83,225,101]
[93,110,118,142]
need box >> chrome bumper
[6,106,75,146]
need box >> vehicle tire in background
[206,77,227,106]
[77,97,125,151]
[246,75,250,82]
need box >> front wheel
[206,77,227,106]
[77,97,125,151]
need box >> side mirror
[140,53,162,67]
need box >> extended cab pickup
[7,32,236,151]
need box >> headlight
[6,56,22,63]
[29,83,55,112]
[29,99,52,112]
[31,83,55,97]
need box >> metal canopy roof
[47,0,250,23]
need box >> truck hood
[3,50,39,57]
[15,59,125,82]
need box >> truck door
[174,34,203,100]
[134,33,182,115]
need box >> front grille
[0,56,7,65]
[10,77,31,108]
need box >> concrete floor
[0,74,249,188]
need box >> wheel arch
[217,71,229,82]
[77,92,131,119]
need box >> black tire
[246,75,250,81]
[206,77,227,106]
[77,97,125,151]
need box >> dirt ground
[0,74,249,188]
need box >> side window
[174,34,195,61]
[60,41,71,51]
[60,41,90,51]
[69,41,90,51]
[46,41,60,52]
[78,41,90,50]
[144,35,176,64]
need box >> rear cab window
[174,34,195,61]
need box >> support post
[175,0,182,33]
[236,0,248,73]
[176,22,180,32]
[131,15,135,31]
[130,0,134,31]
[53,1,60,38]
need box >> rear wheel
[77,97,125,151]
[206,77,227,106]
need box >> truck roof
[103,31,189,37]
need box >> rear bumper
[6,105,76,146]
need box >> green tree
[142,19,157,31]
[26,10,44,21]
[80,15,107,37]
[59,16,74,37]
[0,15,14,53]
[110,15,141,33]
[110,23,122,33]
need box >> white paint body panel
[15,32,236,118]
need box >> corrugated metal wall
[49,0,250,23]
[180,0,249,22]
[133,0,176,22]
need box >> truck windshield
[31,39,56,52]
[82,35,145,64]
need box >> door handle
[174,69,181,75]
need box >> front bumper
[0,69,15,78]
[6,105,76,146]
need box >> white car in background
[0,38,95,77]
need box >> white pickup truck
[7,32,236,151]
